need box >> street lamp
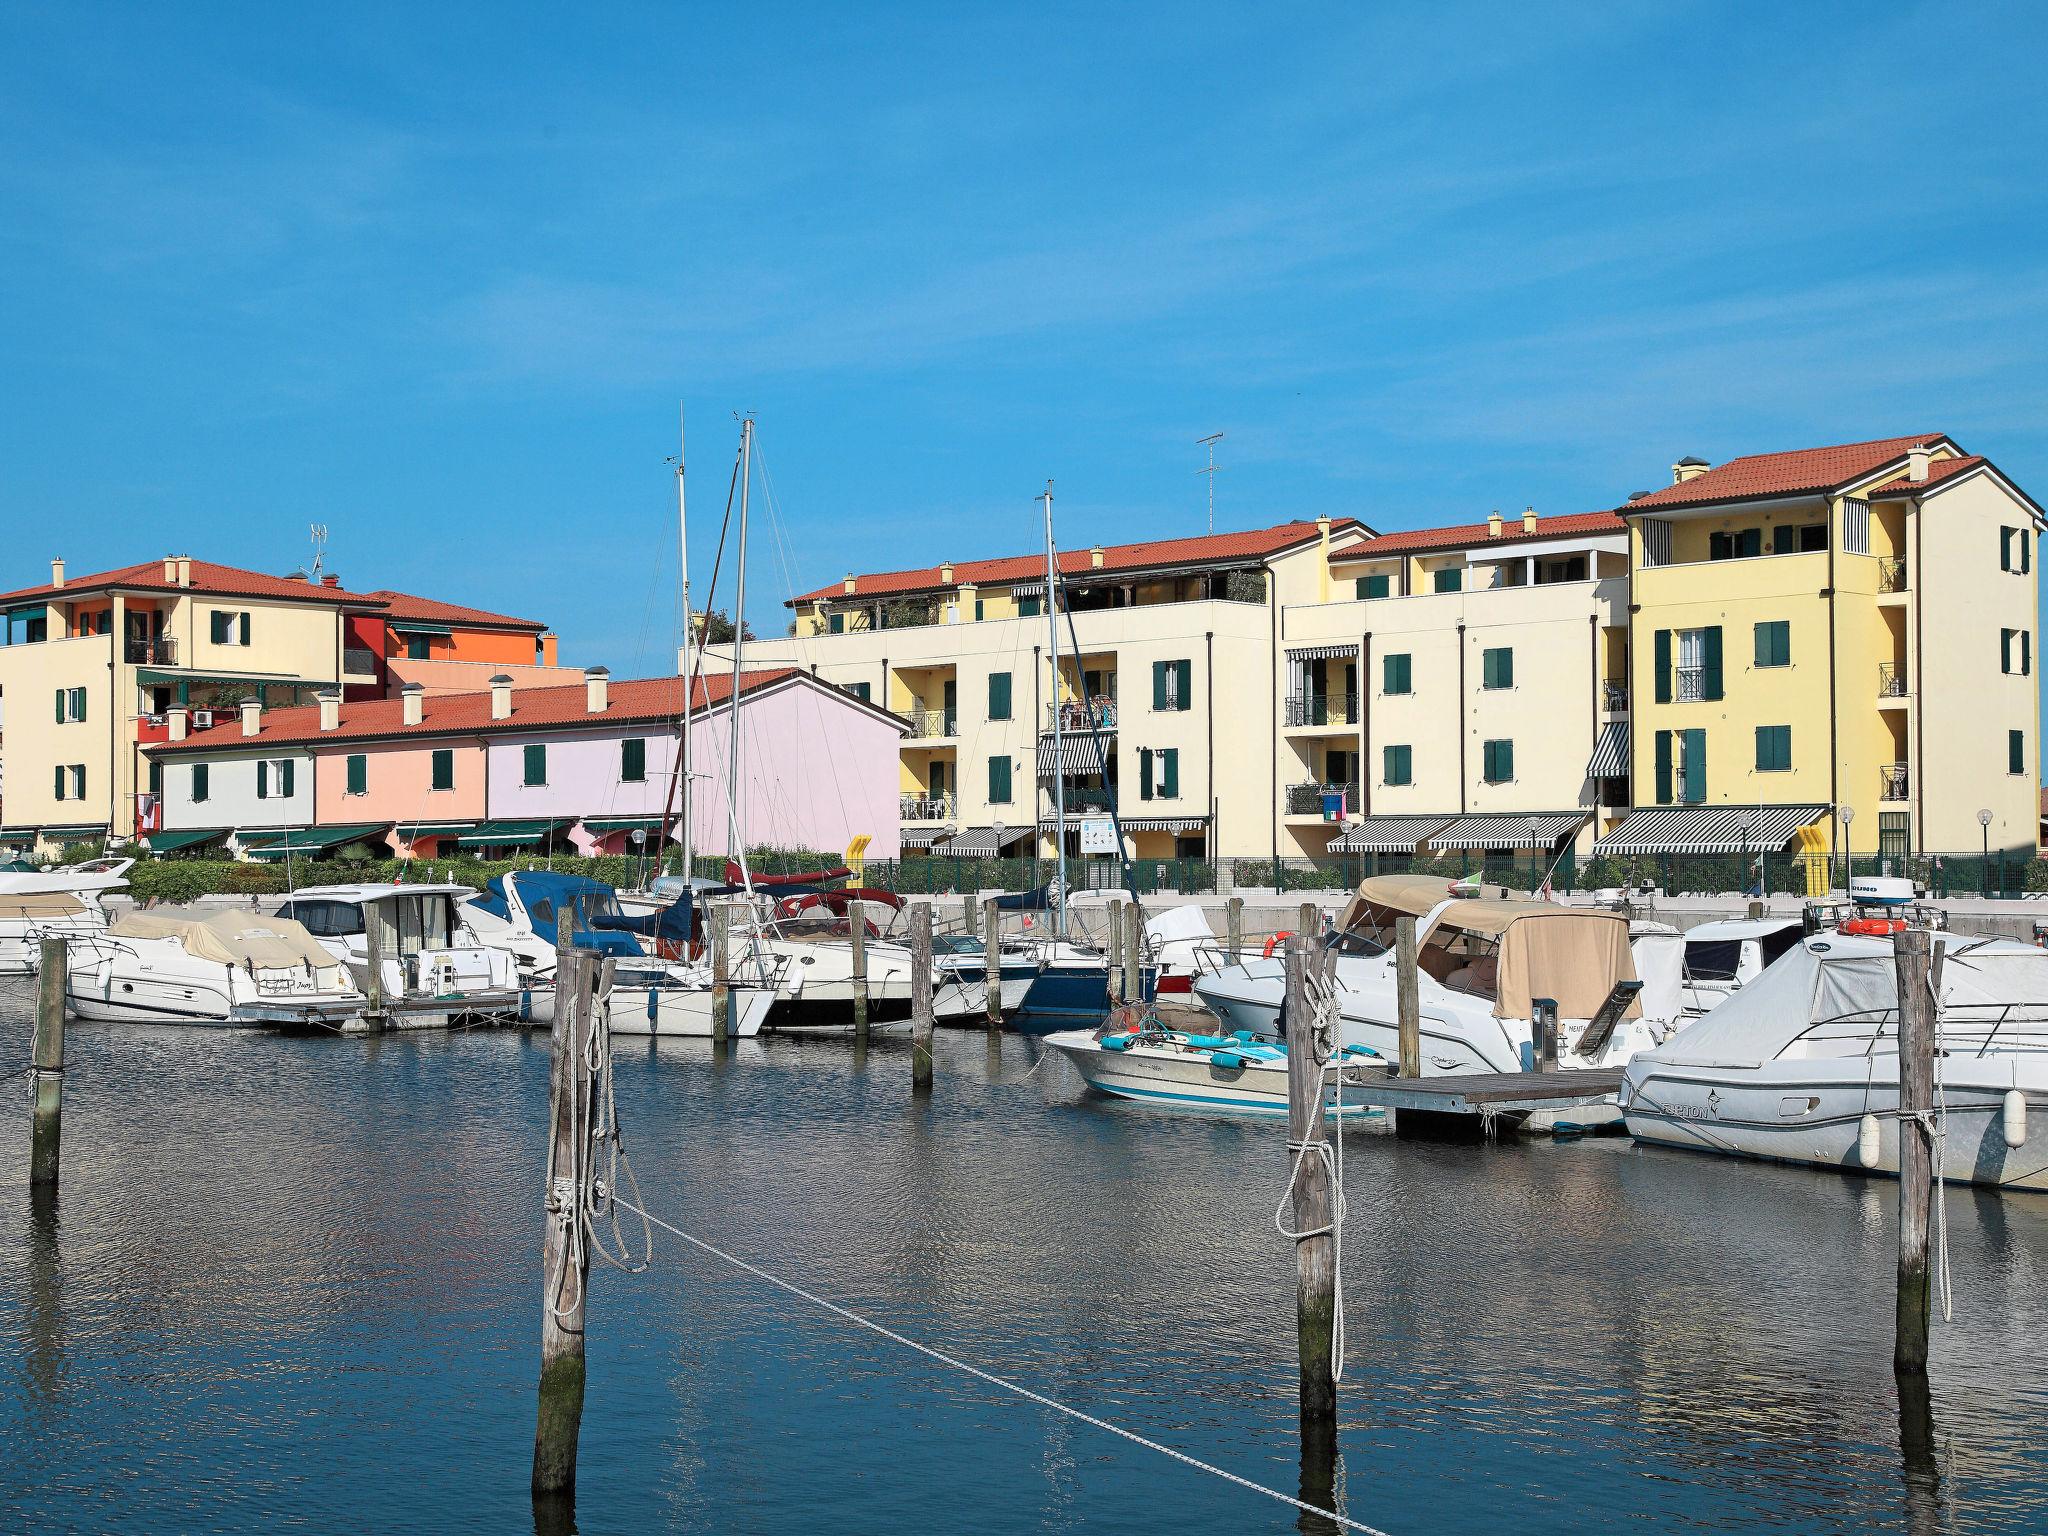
[1980,807,1994,897]
[1739,822,1754,899]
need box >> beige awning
[1489,908,1640,1022]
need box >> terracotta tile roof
[788,518,1366,605]
[364,589,548,632]
[150,668,829,752]
[0,558,388,608]
[1335,510,1625,558]
[1621,434,1956,512]
[1865,455,1987,499]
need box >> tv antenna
[308,524,329,579]
[1196,432,1224,533]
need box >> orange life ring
[1840,917,1906,936]
[1262,931,1292,959]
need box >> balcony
[900,792,955,822]
[1602,680,1629,712]
[124,636,178,666]
[1879,661,1908,699]
[907,707,957,739]
[1045,699,1117,733]
[1286,780,1360,818]
[1881,763,1910,801]
[135,714,171,744]
[1284,692,1357,729]
[1056,786,1115,814]
[1675,666,1707,703]
[1879,557,1908,594]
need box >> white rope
[1272,964,1348,1383]
[611,1193,1390,1536]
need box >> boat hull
[607,984,775,1038]
[932,963,1040,1024]
[1044,1028,1383,1118]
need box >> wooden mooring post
[1282,933,1337,1423]
[910,902,934,1094]
[533,948,599,1496]
[1226,895,1244,963]
[1298,901,1316,945]
[959,891,976,939]
[1105,899,1125,1003]
[1395,915,1421,1079]
[360,901,389,1033]
[849,897,870,1044]
[30,937,66,1187]
[982,896,1003,1029]
[1893,925,1937,1375]
[709,901,730,1045]
[1122,900,1143,1005]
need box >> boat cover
[0,892,87,919]
[1629,921,1686,1026]
[109,907,341,971]
[1486,907,1640,1022]
[1143,905,1215,947]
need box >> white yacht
[1676,915,1807,1017]
[67,906,362,1026]
[274,884,526,1027]
[0,857,133,974]
[1622,930,2048,1189]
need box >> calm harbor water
[1,979,2044,1534]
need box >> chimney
[1522,507,1538,534]
[401,682,424,726]
[1672,457,1710,484]
[167,705,189,742]
[1907,442,1931,483]
[490,674,514,720]
[843,574,857,594]
[162,555,177,582]
[1090,546,1105,569]
[176,556,192,588]
[584,665,609,713]
[940,562,954,584]
[1486,511,1504,539]
[321,574,340,588]
[49,558,64,589]
[316,689,340,732]
[239,696,261,737]
[540,632,558,667]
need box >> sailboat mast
[676,402,693,881]
[730,416,753,869]
[1043,481,1066,939]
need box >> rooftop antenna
[308,524,329,580]
[1196,432,1224,534]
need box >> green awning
[240,823,388,859]
[144,828,227,853]
[582,815,672,834]
[37,825,106,841]
[454,818,567,849]
[396,821,480,841]
[135,668,332,690]
[389,620,454,637]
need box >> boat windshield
[1328,930,1388,958]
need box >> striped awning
[900,826,954,849]
[1325,815,1455,853]
[1069,815,1209,834]
[1587,721,1630,779]
[1036,732,1115,774]
[1427,811,1591,851]
[941,825,1034,856]
[1594,804,1829,855]
[1285,643,1359,661]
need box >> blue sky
[4,2,2046,677]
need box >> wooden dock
[1340,1065,1627,1116]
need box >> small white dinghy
[67,906,363,1027]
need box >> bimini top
[1648,931,2048,1070]
[1335,873,1468,928]
[109,907,341,971]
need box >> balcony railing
[124,636,177,666]
[1675,667,1707,702]
[900,792,955,822]
[1879,661,1908,698]
[343,646,380,676]
[1879,557,1908,593]
[907,707,957,739]
[1286,780,1360,817]
[1881,763,1909,801]
[1056,786,1115,814]
[1602,680,1628,712]
[1284,692,1357,728]
[1046,699,1117,733]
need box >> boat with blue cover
[1044,1002,1383,1116]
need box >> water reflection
[1296,1415,1342,1536]
[22,1185,63,1409]
[1898,1371,1944,1536]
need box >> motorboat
[604,953,780,1038]
[1142,904,1229,997]
[1621,929,2048,1188]
[1014,934,1154,1031]
[744,885,915,1030]
[273,883,526,1027]
[1192,874,1667,1129]
[931,932,1041,1023]
[0,857,133,974]
[66,905,362,1027]
[1677,915,1806,1017]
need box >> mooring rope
[611,1192,1391,1536]
[1273,961,1350,1383]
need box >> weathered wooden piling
[533,948,598,1496]
[1105,899,1126,1003]
[982,896,1003,1029]
[361,902,389,1033]
[709,901,730,1044]
[1395,915,1421,1079]
[1122,900,1143,1005]
[960,891,976,940]
[1893,925,1937,1375]
[910,901,934,1093]
[1282,933,1337,1423]
[1226,895,1244,962]
[849,897,870,1044]
[30,937,66,1187]
[1298,901,1316,941]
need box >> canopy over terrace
[1424,811,1590,851]
[454,818,572,851]
[237,824,389,861]
[1594,804,1829,855]
[1325,816,1455,853]
[942,825,1036,857]
[141,827,228,855]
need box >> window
[1481,647,1513,690]
[54,686,85,724]
[988,755,1012,804]
[621,738,646,783]
[148,759,162,796]
[1769,524,1825,555]
[431,748,455,790]
[1481,739,1514,784]
[2002,527,2033,575]
[1755,725,1792,772]
[1152,659,1192,711]
[2012,730,2027,776]
[1383,744,1412,786]
[52,764,85,801]
[847,681,871,704]
[1654,729,1708,804]
[1709,529,1763,560]
[406,635,432,660]
[523,744,547,785]
[2002,628,2033,676]
[192,763,210,803]
[1382,653,1412,695]
[1017,595,1042,618]
[828,612,845,634]
[1432,567,1461,593]
[1356,574,1390,600]
[988,671,1013,721]
[1754,621,1790,668]
[1659,626,1722,701]
[209,611,251,646]
[1138,748,1180,800]
[345,754,367,795]
[256,758,295,799]
[974,599,985,621]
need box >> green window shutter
[1654,730,1672,804]
[1700,626,1723,700]
[53,764,64,800]
[988,672,1012,720]
[193,763,209,803]
[1654,629,1672,703]
[1384,653,1410,695]
[209,611,225,644]
[849,681,870,703]
[280,759,295,797]
[829,612,844,634]
[1755,621,1789,668]
[1152,661,1168,711]
[2011,730,2025,775]
[2001,527,2013,572]
[2026,632,2035,677]
[2024,534,2033,575]
[54,689,64,724]
[1682,729,1706,802]
[1737,529,1761,558]
[1433,568,1461,593]
[988,755,1011,803]
[1161,749,1179,797]
[1174,659,1191,709]
[346,754,367,795]
[1482,647,1513,688]
[1139,748,1154,800]
[149,759,162,795]
[432,749,454,790]
[524,743,546,785]
[1772,524,1796,556]
[1709,532,1731,561]
[1755,725,1790,772]
[1384,744,1411,785]
[1018,596,1040,618]
[239,613,251,646]
[1484,739,1512,782]
[73,689,85,723]
[2003,629,2012,672]
[974,599,984,621]
[73,766,85,799]
[621,737,646,782]
[1356,574,1389,600]
[257,759,269,799]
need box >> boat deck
[1340,1066,1628,1115]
